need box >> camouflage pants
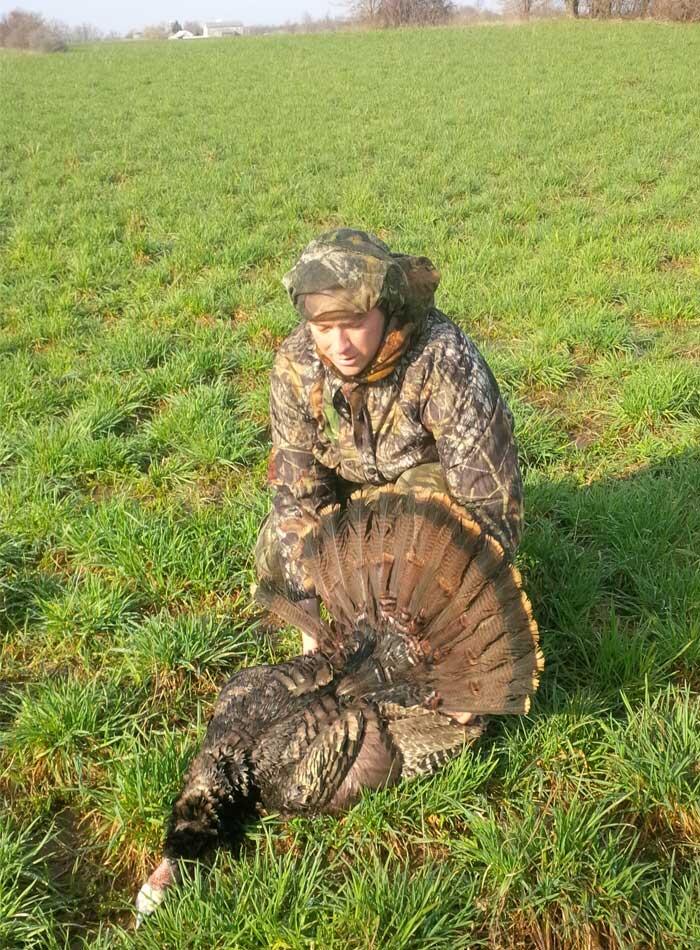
[254,462,448,589]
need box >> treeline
[1,0,697,54]
[505,0,698,18]
[577,0,698,18]
[349,0,698,25]
[0,9,116,51]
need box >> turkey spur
[136,486,542,923]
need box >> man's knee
[393,462,447,494]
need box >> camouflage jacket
[268,309,523,596]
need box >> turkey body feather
[136,487,542,925]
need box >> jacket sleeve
[421,336,523,556]
[268,353,338,597]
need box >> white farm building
[202,19,246,36]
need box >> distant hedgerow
[0,9,66,52]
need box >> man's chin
[333,360,364,375]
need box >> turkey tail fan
[298,485,542,720]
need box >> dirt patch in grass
[493,914,616,950]
[658,255,697,273]
[172,468,252,507]
[249,326,285,350]
[194,313,219,328]
[89,483,120,504]
[569,426,600,451]
[231,308,253,324]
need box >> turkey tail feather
[302,506,359,636]
[253,582,334,647]
[340,497,376,625]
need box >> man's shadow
[517,448,700,716]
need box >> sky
[0,0,348,31]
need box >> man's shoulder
[411,309,479,368]
[406,310,503,406]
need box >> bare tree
[650,0,700,18]
[452,3,502,21]
[63,22,104,43]
[347,0,455,27]
[183,20,203,34]
[346,0,453,24]
[0,9,66,50]
[500,0,534,16]
[346,0,383,22]
[142,22,170,39]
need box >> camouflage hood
[282,228,440,328]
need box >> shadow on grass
[519,448,700,716]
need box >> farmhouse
[202,19,246,36]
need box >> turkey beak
[135,857,178,928]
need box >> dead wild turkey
[136,487,542,924]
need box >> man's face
[307,307,386,376]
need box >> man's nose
[334,329,352,352]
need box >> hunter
[255,228,522,654]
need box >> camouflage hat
[283,228,440,327]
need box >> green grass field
[1,19,700,948]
